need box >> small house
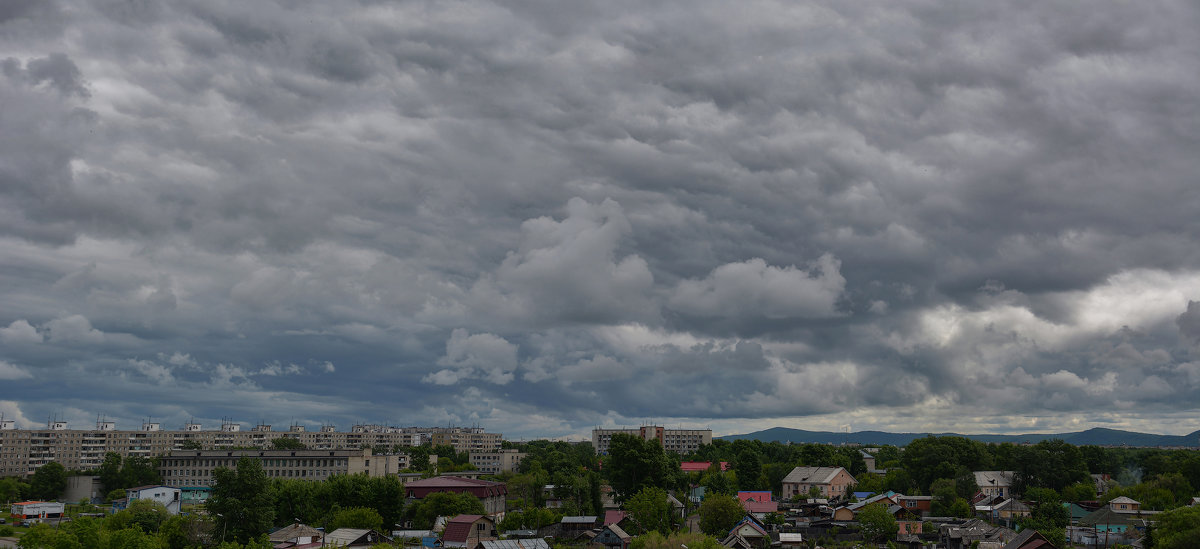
[442,515,498,549]
[325,528,393,548]
[592,523,631,549]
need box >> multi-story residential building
[468,449,526,475]
[781,466,855,500]
[591,426,712,455]
[0,419,500,476]
[430,427,502,453]
[159,448,404,486]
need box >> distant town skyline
[3,1,1200,440]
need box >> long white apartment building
[159,448,405,487]
[592,425,712,454]
[0,418,500,476]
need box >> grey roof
[848,493,893,511]
[392,530,437,538]
[560,516,598,524]
[994,498,1030,512]
[325,528,392,546]
[973,471,1015,487]
[1080,507,1132,527]
[270,523,323,542]
[480,539,551,549]
[782,466,847,485]
[600,523,631,541]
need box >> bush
[0,525,14,536]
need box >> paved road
[0,536,17,548]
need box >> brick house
[405,476,508,514]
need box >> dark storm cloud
[2,0,1199,437]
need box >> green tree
[98,452,123,492]
[901,436,992,494]
[330,507,384,531]
[626,486,674,535]
[1012,439,1089,494]
[30,462,67,500]
[857,503,898,543]
[118,456,162,489]
[1146,503,1200,548]
[158,514,211,549]
[1060,481,1097,502]
[409,491,484,529]
[605,433,672,502]
[1017,488,1068,548]
[16,522,80,549]
[698,494,744,536]
[498,507,562,531]
[123,498,170,533]
[367,475,406,531]
[930,478,958,516]
[270,437,306,450]
[0,476,27,504]
[700,470,736,496]
[62,516,102,548]
[208,457,275,542]
[271,479,318,526]
[734,449,762,491]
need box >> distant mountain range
[718,426,1200,447]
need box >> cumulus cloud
[1,0,1200,438]
[472,198,656,326]
[44,315,107,344]
[429,329,519,385]
[0,361,33,380]
[0,320,41,344]
[670,254,846,319]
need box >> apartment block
[592,426,712,454]
[430,428,503,453]
[0,419,500,477]
[468,449,526,475]
[159,448,404,486]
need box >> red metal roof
[680,461,729,472]
[603,511,627,526]
[742,500,778,514]
[737,491,773,503]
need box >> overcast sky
[2,1,1200,440]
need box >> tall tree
[208,457,275,542]
[30,461,67,500]
[408,491,485,529]
[98,452,123,492]
[1151,504,1200,549]
[605,433,671,502]
[856,503,898,543]
[698,494,744,536]
[735,449,762,491]
[901,436,992,493]
[1012,439,1089,494]
[270,437,306,450]
[625,487,674,535]
[0,477,27,504]
[119,455,162,488]
[329,507,383,531]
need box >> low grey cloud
[1,0,1199,438]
